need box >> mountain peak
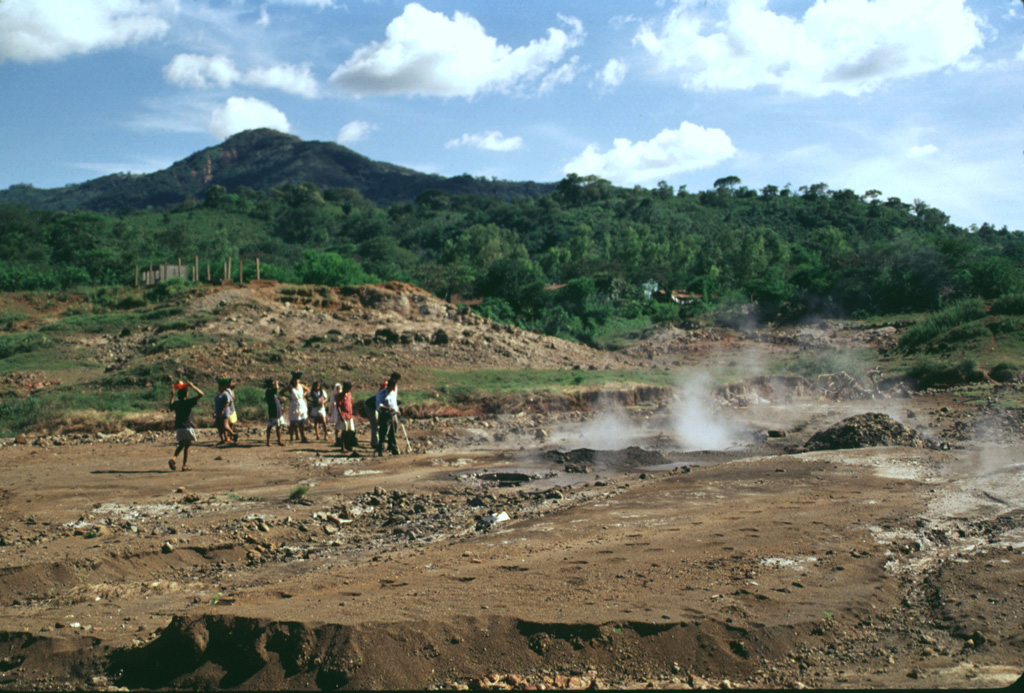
[0,131,554,213]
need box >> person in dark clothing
[169,380,204,471]
[375,375,401,456]
[265,379,285,446]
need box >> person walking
[214,378,237,444]
[265,379,285,446]
[169,380,204,471]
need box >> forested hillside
[1,173,1021,345]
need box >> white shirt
[375,387,398,415]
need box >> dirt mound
[804,412,933,451]
[548,447,671,472]
[109,613,770,690]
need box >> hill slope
[0,129,555,212]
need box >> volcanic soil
[1,284,1023,690]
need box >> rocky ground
[0,284,1022,690]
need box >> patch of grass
[939,322,991,347]
[898,299,987,352]
[40,311,141,335]
[990,362,1020,383]
[905,357,986,389]
[587,315,658,350]
[154,312,213,333]
[416,368,675,405]
[289,485,309,501]
[778,349,877,380]
[991,292,1024,316]
[141,306,187,322]
[0,381,175,436]
[146,332,211,354]
[0,349,97,377]
[0,330,53,359]
[232,385,267,422]
[989,317,1023,335]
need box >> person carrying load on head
[168,379,204,471]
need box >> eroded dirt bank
[1,389,1023,690]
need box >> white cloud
[538,55,582,94]
[445,131,524,152]
[637,0,985,97]
[165,54,240,89]
[257,6,271,28]
[244,63,319,98]
[329,3,583,97]
[165,54,319,98]
[208,97,290,140]
[563,121,736,185]
[908,144,939,158]
[600,58,627,87]
[0,0,174,63]
[268,0,335,6]
[337,120,376,143]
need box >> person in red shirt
[334,381,356,452]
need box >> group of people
[166,371,404,472]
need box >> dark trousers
[377,410,399,454]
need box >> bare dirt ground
[1,285,1023,690]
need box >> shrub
[990,362,1020,383]
[899,299,987,351]
[907,357,985,388]
[991,292,1024,316]
[0,331,52,359]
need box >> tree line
[1,175,1021,345]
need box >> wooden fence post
[135,265,139,288]
[239,259,243,285]
[207,264,211,282]
[256,257,261,281]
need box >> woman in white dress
[282,372,309,444]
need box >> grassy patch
[413,368,675,405]
[288,484,310,501]
[905,357,986,389]
[40,311,141,335]
[0,330,53,359]
[776,348,878,381]
[898,299,987,352]
[0,380,176,436]
[146,332,211,354]
[586,315,658,350]
[154,312,213,333]
[991,292,1024,316]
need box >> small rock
[161,542,174,554]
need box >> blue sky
[1,0,1022,230]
